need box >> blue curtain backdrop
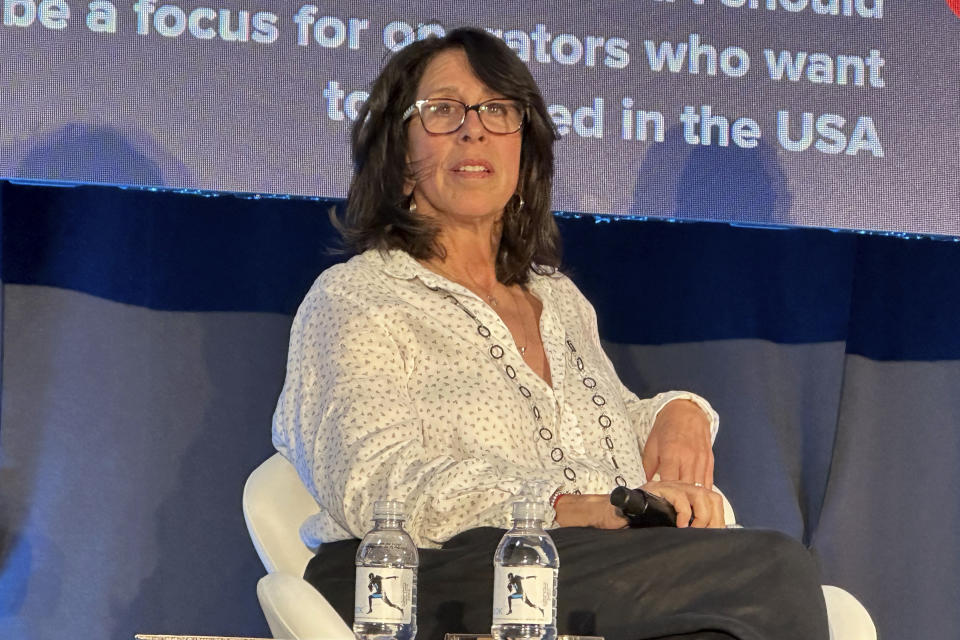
[1,181,959,639]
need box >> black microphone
[610,486,678,528]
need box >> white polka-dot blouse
[272,249,719,549]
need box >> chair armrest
[821,585,877,640]
[256,572,355,640]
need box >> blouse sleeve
[272,282,557,548]
[568,277,720,454]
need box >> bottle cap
[511,480,550,522]
[512,497,549,522]
[373,500,406,519]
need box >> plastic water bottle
[491,488,559,640]
[353,500,418,640]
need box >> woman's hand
[553,494,629,529]
[642,399,714,489]
[642,480,726,528]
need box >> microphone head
[609,485,630,509]
[611,486,680,528]
[610,485,652,516]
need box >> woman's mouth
[451,160,494,176]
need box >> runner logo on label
[491,566,555,625]
[354,567,413,624]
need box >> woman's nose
[459,108,486,140]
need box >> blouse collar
[373,248,558,301]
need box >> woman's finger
[666,489,693,528]
[658,456,682,483]
[689,488,713,528]
[704,454,715,490]
[697,488,722,529]
[644,481,727,528]
[677,454,695,485]
[708,490,725,528]
[692,451,709,488]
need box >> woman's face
[405,48,523,227]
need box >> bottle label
[354,567,414,624]
[491,566,556,625]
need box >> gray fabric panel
[0,284,288,639]
[813,355,960,640]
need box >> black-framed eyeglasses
[402,98,526,135]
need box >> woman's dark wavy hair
[336,27,561,285]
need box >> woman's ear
[402,172,416,211]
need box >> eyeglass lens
[419,99,524,134]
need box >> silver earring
[408,197,417,212]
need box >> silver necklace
[508,286,529,356]
[429,262,529,356]
[429,262,501,308]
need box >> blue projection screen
[1,0,958,236]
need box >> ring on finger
[693,482,704,488]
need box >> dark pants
[304,526,829,640]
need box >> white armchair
[243,453,355,640]
[242,453,876,640]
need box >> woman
[272,27,828,640]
